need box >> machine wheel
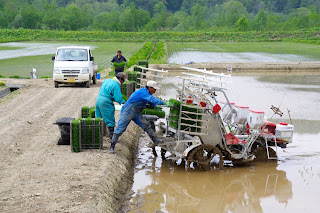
[93,73,97,84]
[186,145,224,170]
[278,143,287,148]
[161,148,166,158]
[252,146,277,161]
[54,81,59,88]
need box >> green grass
[2,29,320,43]
[0,46,24,50]
[0,41,144,78]
[167,42,320,60]
[150,41,167,64]
[127,41,154,68]
[9,75,30,79]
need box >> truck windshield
[56,49,88,61]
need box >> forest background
[0,0,320,32]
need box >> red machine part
[186,96,193,104]
[212,103,221,114]
[200,102,206,107]
[225,132,247,145]
[261,121,277,134]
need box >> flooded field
[168,51,316,64]
[0,41,143,77]
[124,75,320,213]
[167,42,320,64]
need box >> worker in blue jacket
[95,72,126,140]
[110,80,171,154]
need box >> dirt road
[0,79,139,213]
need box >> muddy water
[168,51,316,64]
[124,75,320,213]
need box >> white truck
[52,46,98,88]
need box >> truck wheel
[93,73,97,84]
[86,81,90,88]
[54,81,59,88]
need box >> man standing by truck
[111,50,127,75]
[109,80,172,154]
[95,72,126,140]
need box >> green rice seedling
[71,119,81,152]
[150,41,167,64]
[85,118,93,148]
[81,106,89,118]
[113,61,126,67]
[122,94,128,102]
[94,118,103,149]
[142,108,165,118]
[168,98,202,131]
[89,106,95,118]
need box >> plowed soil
[0,78,139,213]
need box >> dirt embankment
[0,78,140,213]
[152,61,320,75]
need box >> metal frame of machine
[136,66,294,169]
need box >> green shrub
[0,75,5,78]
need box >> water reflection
[130,153,292,213]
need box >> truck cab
[52,46,98,88]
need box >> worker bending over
[95,72,126,140]
[110,81,171,154]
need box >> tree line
[0,0,320,32]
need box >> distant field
[0,46,24,50]
[0,41,144,78]
[167,42,320,64]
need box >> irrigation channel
[122,74,320,213]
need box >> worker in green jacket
[95,72,126,140]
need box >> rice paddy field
[0,41,144,78]
[1,41,320,77]
[167,42,320,64]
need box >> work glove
[164,101,172,107]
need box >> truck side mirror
[90,56,94,61]
[52,56,55,61]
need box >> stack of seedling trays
[168,99,202,133]
[133,67,143,88]
[142,106,165,118]
[121,81,136,98]
[126,71,141,82]
[81,106,95,118]
[138,60,148,68]
[71,117,104,152]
